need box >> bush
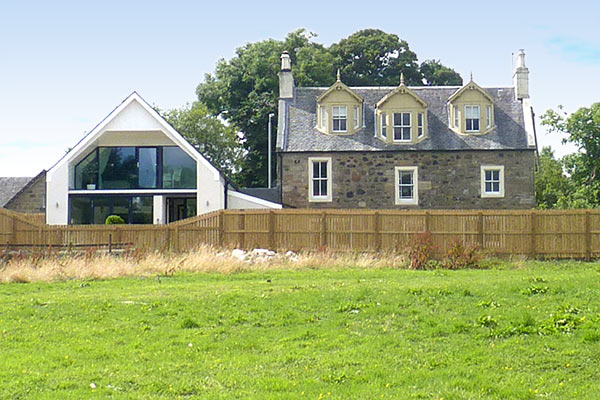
[443,240,482,269]
[105,215,126,225]
[407,231,435,270]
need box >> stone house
[0,171,46,214]
[276,50,537,209]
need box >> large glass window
[138,148,158,188]
[74,150,98,190]
[69,195,154,224]
[99,147,137,189]
[163,147,197,189]
[131,196,153,224]
[70,197,92,224]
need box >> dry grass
[0,245,408,283]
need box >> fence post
[268,210,275,250]
[585,210,591,261]
[11,216,17,245]
[478,212,484,249]
[320,211,327,248]
[239,213,245,249]
[530,211,536,259]
[374,211,381,252]
[424,211,430,233]
[218,211,224,248]
[174,226,179,252]
[108,233,112,254]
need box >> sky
[1,0,599,177]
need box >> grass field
[1,259,599,399]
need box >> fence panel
[4,208,600,258]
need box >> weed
[443,240,482,269]
[406,231,435,270]
[478,300,501,308]
[180,318,200,329]
[522,285,549,296]
[478,315,498,328]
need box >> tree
[535,147,570,209]
[420,60,463,86]
[542,103,600,207]
[330,29,421,86]
[160,102,244,181]
[196,29,462,187]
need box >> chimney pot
[513,49,529,100]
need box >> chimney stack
[279,51,294,99]
[513,49,529,100]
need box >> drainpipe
[268,113,275,188]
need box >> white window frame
[465,105,480,132]
[332,106,347,133]
[380,112,387,139]
[320,106,327,130]
[481,165,504,198]
[454,106,460,129]
[393,112,412,142]
[308,157,332,202]
[417,112,424,137]
[353,105,360,129]
[394,166,418,205]
[486,105,492,129]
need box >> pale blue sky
[1,0,599,176]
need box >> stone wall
[5,171,46,214]
[280,150,536,209]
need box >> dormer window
[418,113,424,137]
[454,107,460,128]
[354,106,360,129]
[393,112,411,142]
[486,106,492,129]
[381,113,387,138]
[332,106,347,132]
[465,105,480,132]
[320,106,327,130]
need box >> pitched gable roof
[317,79,363,103]
[448,80,495,103]
[376,82,427,108]
[47,92,221,182]
[279,86,533,152]
[0,177,32,207]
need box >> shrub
[443,240,482,269]
[105,215,126,225]
[407,231,435,270]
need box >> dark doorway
[166,197,197,223]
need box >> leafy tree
[330,29,421,86]
[535,147,571,209]
[160,102,244,180]
[197,29,462,187]
[420,60,463,86]
[542,103,600,207]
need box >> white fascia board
[69,189,197,195]
[522,98,537,148]
[228,190,282,209]
[47,92,222,182]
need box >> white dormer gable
[103,98,166,132]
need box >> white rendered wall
[227,191,282,210]
[46,162,69,225]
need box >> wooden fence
[2,208,600,259]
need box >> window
[320,106,327,129]
[163,147,197,189]
[393,112,411,141]
[354,105,360,129]
[69,195,153,224]
[465,105,480,132]
[454,106,460,128]
[394,167,418,205]
[332,106,347,132]
[308,157,332,202]
[74,150,98,190]
[487,106,492,128]
[417,112,424,137]
[381,112,387,138]
[481,165,504,198]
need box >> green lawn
[1,261,599,399]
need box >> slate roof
[0,177,32,207]
[278,86,534,153]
